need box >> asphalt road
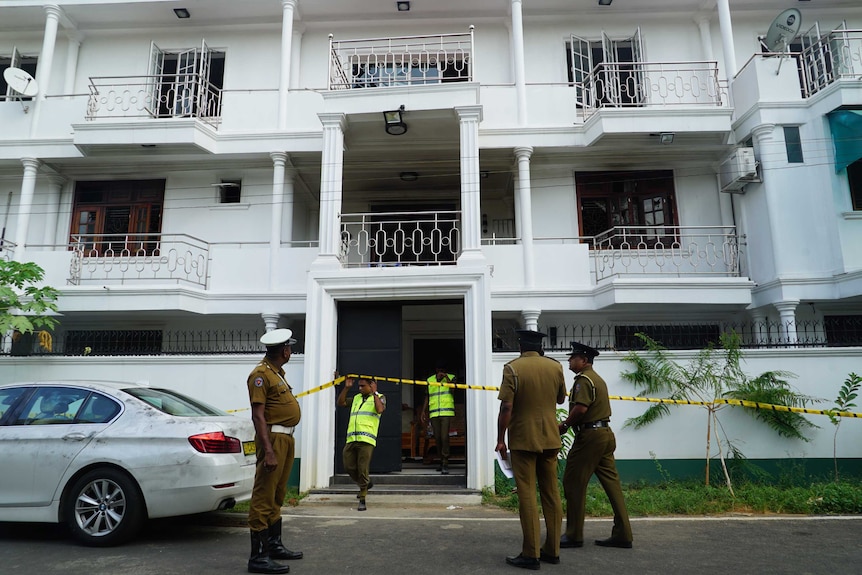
[1,503,861,575]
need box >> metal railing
[800,28,862,97]
[0,239,15,261]
[69,233,210,288]
[339,210,461,267]
[592,226,740,281]
[1,329,305,356]
[493,317,862,352]
[329,29,474,90]
[578,61,727,118]
[86,74,222,128]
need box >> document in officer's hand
[496,450,514,479]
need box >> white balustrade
[800,28,862,97]
[591,226,740,281]
[68,233,210,287]
[339,211,461,267]
[329,30,474,90]
[86,74,222,127]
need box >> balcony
[592,226,740,282]
[328,30,474,90]
[86,74,222,128]
[578,61,728,119]
[800,28,862,98]
[339,211,461,267]
[69,233,210,288]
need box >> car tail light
[189,431,242,453]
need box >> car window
[0,387,28,421]
[123,387,228,417]
[78,393,121,423]
[17,387,91,425]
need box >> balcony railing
[578,61,727,118]
[339,211,461,267]
[329,29,474,90]
[86,74,222,128]
[592,226,740,281]
[0,239,15,261]
[69,233,210,287]
[800,28,862,97]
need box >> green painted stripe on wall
[614,458,862,483]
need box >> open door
[335,302,403,473]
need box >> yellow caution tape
[227,374,862,419]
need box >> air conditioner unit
[719,147,759,192]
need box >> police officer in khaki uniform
[246,329,303,575]
[496,330,567,570]
[559,342,633,550]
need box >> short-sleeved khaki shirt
[498,351,566,452]
[570,365,611,424]
[247,356,301,427]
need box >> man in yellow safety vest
[421,360,457,474]
[337,376,386,511]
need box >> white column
[290,30,304,91]
[63,32,83,97]
[514,146,535,287]
[774,300,799,345]
[270,152,287,290]
[315,113,346,267]
[309,206,320,244]
[512,167,522,241]
[521,310,540,332]
[510,0,528,126]
[278,0,297,131]
[752,123,783,276]
[749,307,767,347]
[455,106,483,262]
[716,0,737,80]
[14,158,40,261]
[30,4,62,136]
[261,313,280,332]
[42,175,65,247]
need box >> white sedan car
[0,381,256,546]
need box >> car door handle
[62,432,91,441]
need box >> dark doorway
[335,302,402,473]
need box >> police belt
[270,424,296,435]
[574,420,610,432]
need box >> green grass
[484,471,862,516]
[230,488,306,514]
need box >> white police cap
[260,328,297,346]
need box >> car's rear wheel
[64,468,144,546]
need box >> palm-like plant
[621,332,817,493]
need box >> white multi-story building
[2,1,861,490]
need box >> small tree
[621,332,817,493]
[826,373,860,482]
[0,260,60,346]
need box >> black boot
[248,530,290,574]
[268,518,303,560]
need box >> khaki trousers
[248,432,295,532]
[562,428,632,543]
[430,415,452,463]
[343,441,375,497]
[510,448,562,559]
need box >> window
[824,315,862,346]
[784,126,804,163]
[615,325,721,350]
[218,179,242,204]
[576,170,677,245]
[17,387,90,425]
[350,57,468,89]
[567,28,644,108]
[1,48,38,101]
[70,180,165,256]
[848,159,862,211]
[64,330,163,355]
[149,40,225,118]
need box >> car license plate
[243,441,256,456]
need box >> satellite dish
[3,67,39,97]
[764,8,802,53]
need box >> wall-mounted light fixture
[399,171,419,182]
[480,170,490,179]
[173,8,191,18]
[396,1,411,11]
[383,105,407,136]
[598,0,613,6]
[660,132,675,145]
